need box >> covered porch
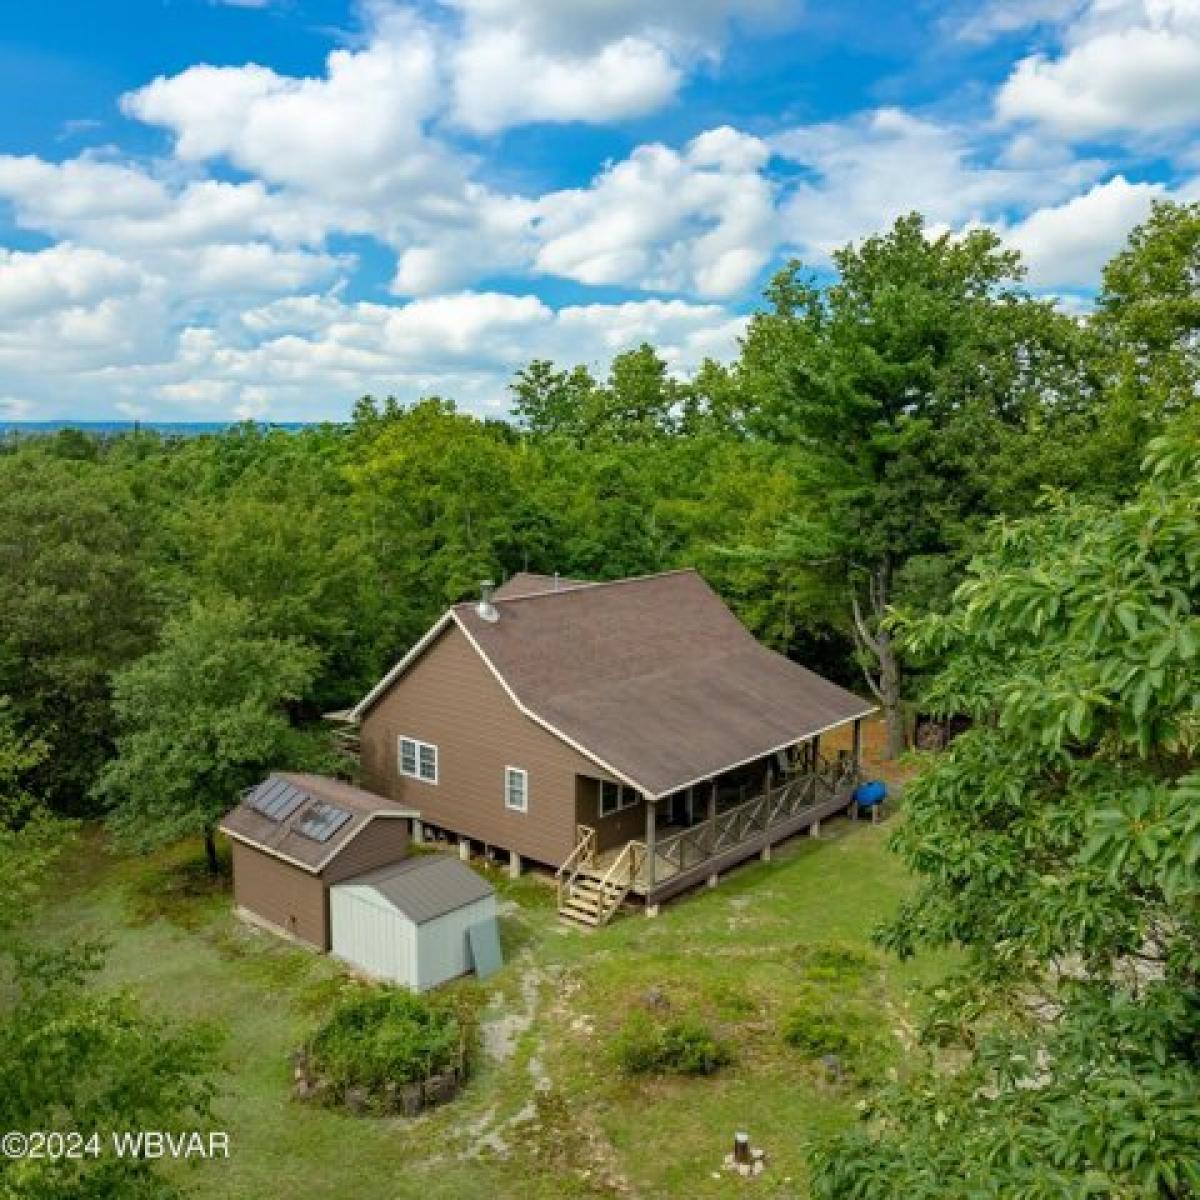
[557,720,865,924]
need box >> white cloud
[950,0,1085,43]
[122,10,449,200]
[533,127,776,297]
[996,0,1200,138]
[0,244,143,319]
[71,291,749,421]
[773,108,1103,264]
[1003,174,1166,285]
[449,32,679,134]
[443,0,795,132]
[0,395,35,420]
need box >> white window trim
[398,735,438,784]
[599,779,639,818]
[505,765,529,813]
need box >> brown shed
[219,773,418,951]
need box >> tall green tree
[96,597,324,874]
[0,455,153,812]
[742,213,1084,754]
[1097,200,1200,420]
[811,416,1200,1196]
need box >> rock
[643,986,671,1013]
[821,1053,844,1081]
[738,1163,752,1177]
[753,1161,765,1176]
[752,1147,766,1162]
[344,1086,369,1115]
[400,1083,424,1117]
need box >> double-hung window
[398,736,438,784]
[599,780,638,818]
[505,766,528,813]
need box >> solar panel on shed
[248,776,305,822]
[294,801,352,843]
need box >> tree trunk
[851,560,906,760]
[204,825,220,876]
[875,626,905,758]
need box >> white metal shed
[330,856,500,990]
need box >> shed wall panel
[321,816,411,885]
[359,624,614,866]
[230,840,328,949]
[330,887,417,987]
[415,895,498,991]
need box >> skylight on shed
[248,777,305,822]
[294,801,352,843]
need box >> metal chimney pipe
[476,580,499,622]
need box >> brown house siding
[231,840,328,949]
[575,776,647,853]
[321,817,411,885]
[359,622,613,867]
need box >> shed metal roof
[335,855,495,924]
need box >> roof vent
[476,580,499,623]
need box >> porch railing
[555,824,596,908]
[642,764,857,888]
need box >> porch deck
[571,764,858,908]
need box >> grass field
[27,802,946,1200]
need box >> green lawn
[26,814,947,1200]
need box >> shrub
[307,988,465,1095]
[792,941,877,981]
[781,988,891,1083]
[613,1011,733,1077]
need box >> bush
[792,941,877,981]
[781,988,891,1083]
[307,988,465,1095]
[613,1011,733,1077]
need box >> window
[599,780,638,818]
[398,736,438,783]
[505,766,528,813]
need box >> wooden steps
[558,875,630,927]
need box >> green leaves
[811,415,1200,1197]
[95,596,325,855]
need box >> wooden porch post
[705,779,719,885]
[852,717,863,773]
[645,795,656,888]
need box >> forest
[2,203,1198,1197]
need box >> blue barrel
[853,780,887,808]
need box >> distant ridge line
[1,420,319,438]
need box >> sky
[0,0,1197,423]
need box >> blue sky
[0,0,1196,422]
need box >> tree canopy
[96,598,325,873]
[811,414,1200,1197]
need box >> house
[219,772,418,950]
[329,856,501,990]
[346,569,875,926]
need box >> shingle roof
[493,572,591,600]
[453,569,874,797]
[219,772,417,872]
[336,855,494,924]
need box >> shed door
[330,887,417,987]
